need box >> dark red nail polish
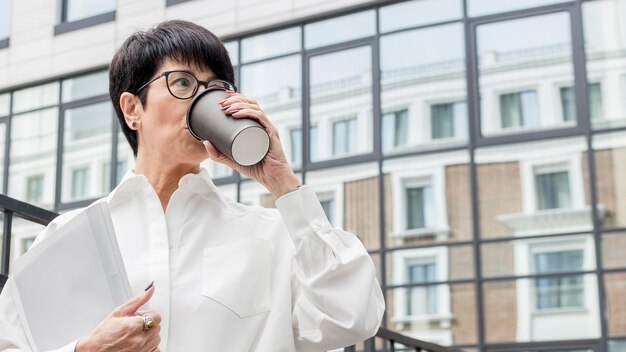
[145,281,154,291]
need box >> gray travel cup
[186,87,270,166]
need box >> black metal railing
[345,327,458,352]
[0,196,455,352]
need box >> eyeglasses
[134,70,237,100]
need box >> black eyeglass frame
[133,70,237,100]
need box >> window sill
[54,11,116,36]
[531,306,587,316]
[0,38,8,50]
[496,205,606,236]
[166,0,194,5]
[392,227,451,242]
[392,313,454,329]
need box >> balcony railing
[0,195,456,352]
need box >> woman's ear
[120,92,142,130]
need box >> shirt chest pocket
[201,237,274,318]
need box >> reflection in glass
[478,13,574,136]
[384,152,473,247]
[307,163,380,250]
[309,46,372,162]
[609,340,626,352]
[379,0,462,33]
[62,102,112,203]
[65,0,115,22]
[387,284,477,346]
[381,24,467,154]
[12,83,59,114]
[241,27,300,63]
[469,0,567,17]
[10,218,45,264]
[605,273,626,336]
[388,245,474,286]
[483,275,600,343]
[304,10,375,49]
[592,131,626,228]
[583,0,626,128]
[62,70,108,103]
[8,109,58,209]
[223,41,239,66]
[0,123,5,192]
[0,93,9,116]
[602,233,626,268]
[476,138,592,239]
[240,55,301,168]
[0,0,9,39]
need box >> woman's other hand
[75,285,161,352]
[203,92,300,198]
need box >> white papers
[9,201,132,352]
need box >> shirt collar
[107,167,223,207]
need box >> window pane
[62,102,112,203]
[289,128,302,166]
[200,158,232,179]
[603,233,626,269]
[223,41,239,66]
[0,0,9,39]
[307,163,380,250]
[478,13,574,136]
[382,110,408,153]
[65,0,115,22]
[387,245,474,286]
[61,70,108,103]
[476,137,591,239]
[0,123,5,192]
[10,218,45,264]
[381,23,467,154]
[384,151,473,247]
[483,275,600,343]
[116,130,135,187]
[535,170,571,210]
[605,273,626,336]
[12,83,59,114]
[240,55,302,168]
[592,131,626,228]
[583,0,626,129]
[387,284,477,345]
[379,0,462,33]
[8,108,58,209]
[469,0,568,17]
[481,234,594,278]
[309,46,372,162]
[241,27,300,63]
[304,10,375,49]
[609,340,626,352]
[0,93,9,117]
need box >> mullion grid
[0,0,623,350]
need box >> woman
[0,20,384,352]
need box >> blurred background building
[1,0,625,351]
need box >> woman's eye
[173,77,192,87]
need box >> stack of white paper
[8,201,131,352]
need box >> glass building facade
[1,0,626,351]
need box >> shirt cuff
[275,185,332,240]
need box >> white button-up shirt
[0,169,385,351]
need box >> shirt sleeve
[275,185,385,352]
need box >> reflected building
[1,0,626,351]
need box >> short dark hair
[109,20,235,157]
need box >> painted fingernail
[217,99,227,105]
[226,90,236,96]
[145,281,154,291]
